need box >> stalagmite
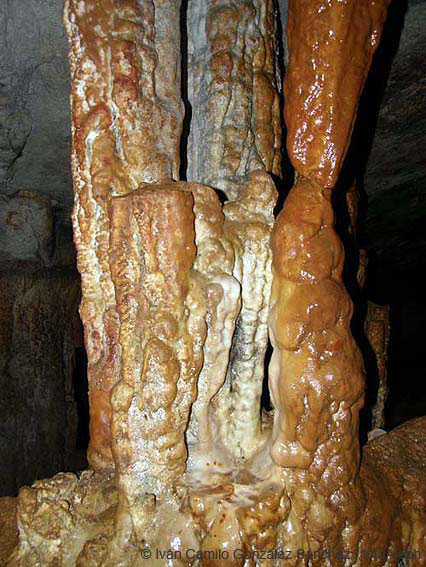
[219,171,277,459]
[108,183,207,554]
[269,0,426,559]
[366,302,391,430]
[268,0,389,552]
[63,0,183,468]
[187,0,281,460]
[185,183,240,468]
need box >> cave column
[186,0,282,461]
[63,0,183,469]
[268,0,390,552]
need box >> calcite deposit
[366,302,391,430]
[63,0,184,469]
[187,0,282,461]
[5,0,426,566]
[187,0,282,199]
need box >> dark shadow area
[179,0,191,181]
[214,187,229,205]
[73,347,90,451]
[273,0,294,218]
[366,261,426,430]
[332,0,409,442]
[262,340,273,412]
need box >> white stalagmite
[187,0,282,461]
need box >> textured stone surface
[217,171,277,460]
[0,0,424,272]
[185,182,239,468]
[361,0,426,426]
[8,471,117,567]
[0,191,53,268]
[187,0,282,200]
[0,1,83,497]
[109,184,200,496]
[284,0,389,189]
[0,497,17,566]
[0,0,73,246]
[268,0,411,557]
[7,419,426,566]
[187,0,282,462]
[0,270,83,496]
[360,417,426,566]
[64,0,184,469]
[364,0,426,273]
[365,302,391,430]
[5,0,426,565]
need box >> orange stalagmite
[63,0,183,469]
[268,0,390,553]
[108,185,207,552]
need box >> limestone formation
[187,0,282,200]
[219,171,277,460]
[268,0,425,558]
[5,0,426,566]
[187,0,282,461]
[366,302,391,430]
[63,0,184,469]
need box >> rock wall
[0,267,83,496]
[0,0,72,237]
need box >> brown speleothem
[5,1,426,565]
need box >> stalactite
[187,0,281,199]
